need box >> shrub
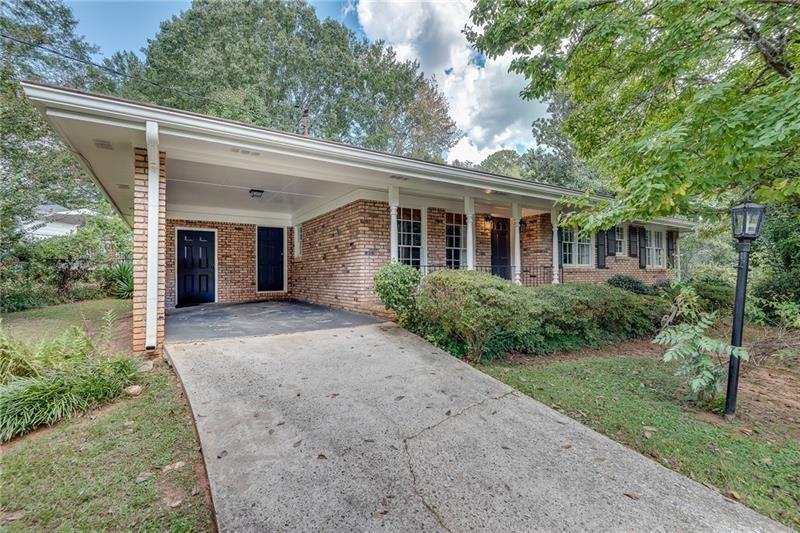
[374,262,422,324]
[416,270,543,361]
[655,284,748,402]
[689,275,735,312]
[415,270,664,362]
[752,267,800,323]
[0,327,96,384]
[0,356,140,441]
[104,261,134,299]
[607,275,651,295]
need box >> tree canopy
[1,0,102,248]
[101,0,460,161]
[468,0,800,229]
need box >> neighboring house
[23,203,94,240]
[23,82,692,355]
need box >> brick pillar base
[132,148,166,355]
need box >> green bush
[607,275,652,295]
[0,357,139,441]
[752,267,800,323]
[104,261,134,299]
[374,262,422,324]
[415,270,663,362]
[0,327,96,384]
[689,275,735,312]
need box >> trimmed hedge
[413,270,664,362]
[690,275,735,312]
[607,275,652,295]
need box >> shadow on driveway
[166,300,381,343]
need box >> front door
[177,230,215,307]
[491,217,511,280]
[257,227,284,292]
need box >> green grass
[0,367,213,531]
[1,299,132,343]
[0,299,213,530]
[482,356,800,529]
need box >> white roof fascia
[22,82,695,230]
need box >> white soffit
[24,82,694,231]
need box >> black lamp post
[724,195,765,418]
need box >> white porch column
[465,196,475,270]
[550,207,560,284]
[145,121,160,350]
[512,202,522,284]
[389,185,399,261]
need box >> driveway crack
[401,390,516,532]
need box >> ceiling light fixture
[249,189,264,199]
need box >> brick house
[24,82,692,355]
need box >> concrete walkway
[165,316,785,532]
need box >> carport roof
[22,81,694,230]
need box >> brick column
[132,148,166,355]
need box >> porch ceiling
[165,159,360,223]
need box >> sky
[65,0,547,163]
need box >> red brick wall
[292,200,389,314]
[165,220,293,309]
[475,213,493,270]
[132,148,166,355]
[520,214,553,271]
[561,255,673,284]
[426,207,446,267]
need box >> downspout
[145,121,160,351]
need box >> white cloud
[355,0,547,163]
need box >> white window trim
[644,227,666,269]
[445,212,468,269]
[255,226,289,294]
[293,224,302,258]
[561,227,594,268]
[614,225,626,256]
[174,227,218,305]
[396,206,425,268]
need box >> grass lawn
[0,300,214,531]
[1,298,133,343]
[482,351,800,529]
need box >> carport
[165,300,380,343]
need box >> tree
[478,149,522,177]
[1,0,103,251]
[468,1,800,229]
[521,93,599,189]
[104,0,460,161]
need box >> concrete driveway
[165,303,785,532]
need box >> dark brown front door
[491,218,511,279]
[177,230,215,307]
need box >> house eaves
[21,81,694,230]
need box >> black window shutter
[607,227,617,256]
[628,226,638,257]
[667,231,676,269]
[557,228,563,267]
[596,231,607,268]
[638,228,647,269]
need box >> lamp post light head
[731,195,765,242]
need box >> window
[645,229,664,267]
[293,224,302,258]
[562,228,592,267]
[397,208,422,267]
[615,226,625,255]
[445,213,467,269]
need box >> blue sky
[65,0,546,162]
